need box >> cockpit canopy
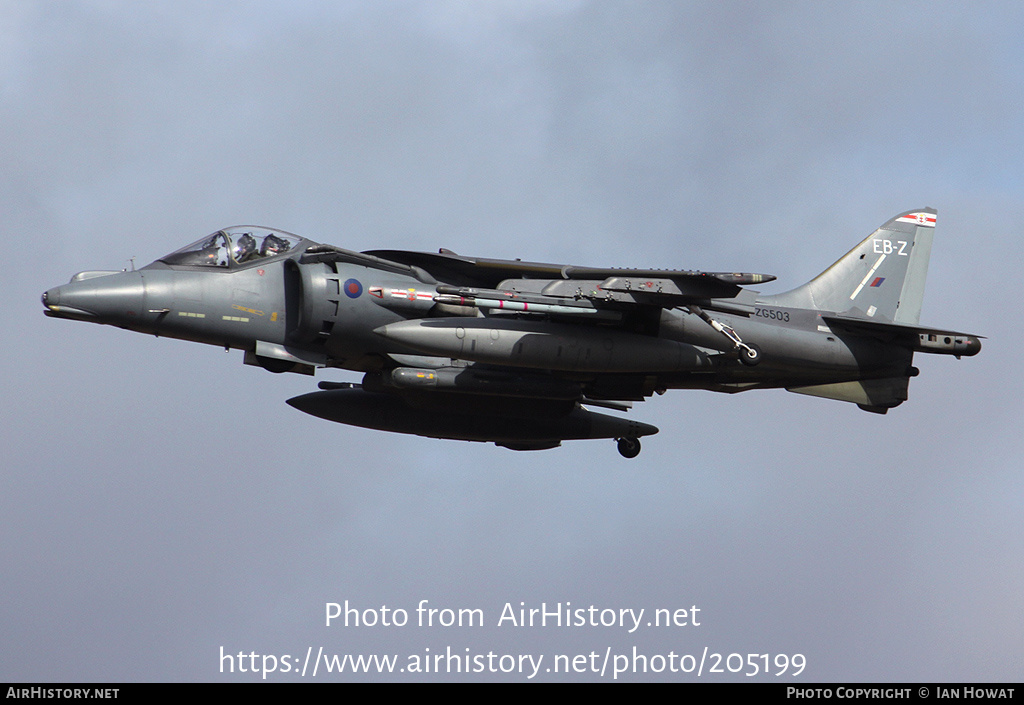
[160,226,303,268]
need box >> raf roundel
[344,278,363,299]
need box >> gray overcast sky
[3,0,1021,682]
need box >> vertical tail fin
[763,208,936,323]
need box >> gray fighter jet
[43,208,980,457]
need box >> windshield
[160,226,302,267]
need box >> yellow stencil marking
[232,304,265,316]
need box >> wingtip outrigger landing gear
[687,305,762,366]
[616,437,641,458]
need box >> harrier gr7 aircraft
[43,208,980,457]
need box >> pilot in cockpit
[160,228,300,268]
[260,234,289,257]
[232,233,258,263]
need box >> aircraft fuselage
[43,212,980,455]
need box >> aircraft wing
[301,244,438,282]
[361,249,569,287]
[361,248,774,306]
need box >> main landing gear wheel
[739,343,762,367]
[616,437,641,459]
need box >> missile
[367,285,438,313]
[432,294,621,321]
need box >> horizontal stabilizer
[822,316,982,356]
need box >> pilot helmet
[233,233,257,262]
[261,234,288,257]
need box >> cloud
[4,0,1020,681]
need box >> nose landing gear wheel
[617,437,641,458]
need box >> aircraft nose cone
[42,287,60,307]
[42,271,145,322]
